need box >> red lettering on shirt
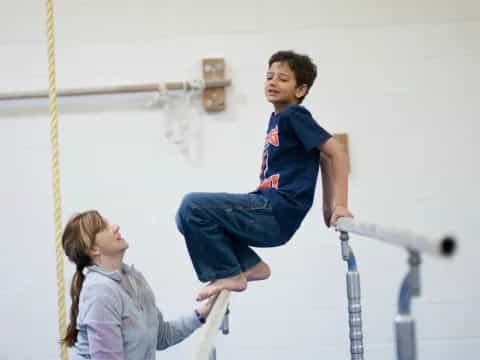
[257,125,280,190]
[265,126,279,147]
[260,150,268,177]
[258,174,280,190]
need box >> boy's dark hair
[268,50,317,103]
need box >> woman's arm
[156,309,202,350]
[156,297,215,350]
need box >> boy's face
[265,61,307,109]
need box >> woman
[62,210,212,359]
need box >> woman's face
[93,221,129,256]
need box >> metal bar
[209,346,217,360]
[221,306,230,335]
[0,79,231,101]
[340,231,364,360]
[395,251,421,360]
[395,316,416,360]
[336,218,456,257]
[195,290,230,360]
[208,306,230,360]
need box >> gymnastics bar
[195,290,230,360]
[0,79,231,101]
[335,218,456,257]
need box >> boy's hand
[329,205,353,227]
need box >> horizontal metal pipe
[336,218,456,257]
[0,79,231,101]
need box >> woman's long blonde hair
[61,210,107,347]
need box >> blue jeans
[176,192,284,282]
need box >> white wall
[1,1,479,359]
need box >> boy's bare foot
[244,261,271,281]
[197,274,247,301]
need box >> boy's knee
[176,192,201,229]
[178,193,196,214]
[175,210,185,234]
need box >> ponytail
[62,266,86,347]
[61,210,106,346]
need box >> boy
[176,50,352,301]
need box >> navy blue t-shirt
[254,104,332,242]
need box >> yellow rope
[46,1,68,359]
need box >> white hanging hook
[184,80,195,105]
[146,82,167,108]
[191,79,205,94]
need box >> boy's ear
[295,84,308,100]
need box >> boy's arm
[318,137,353,226]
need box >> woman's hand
[195,294,217,320]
